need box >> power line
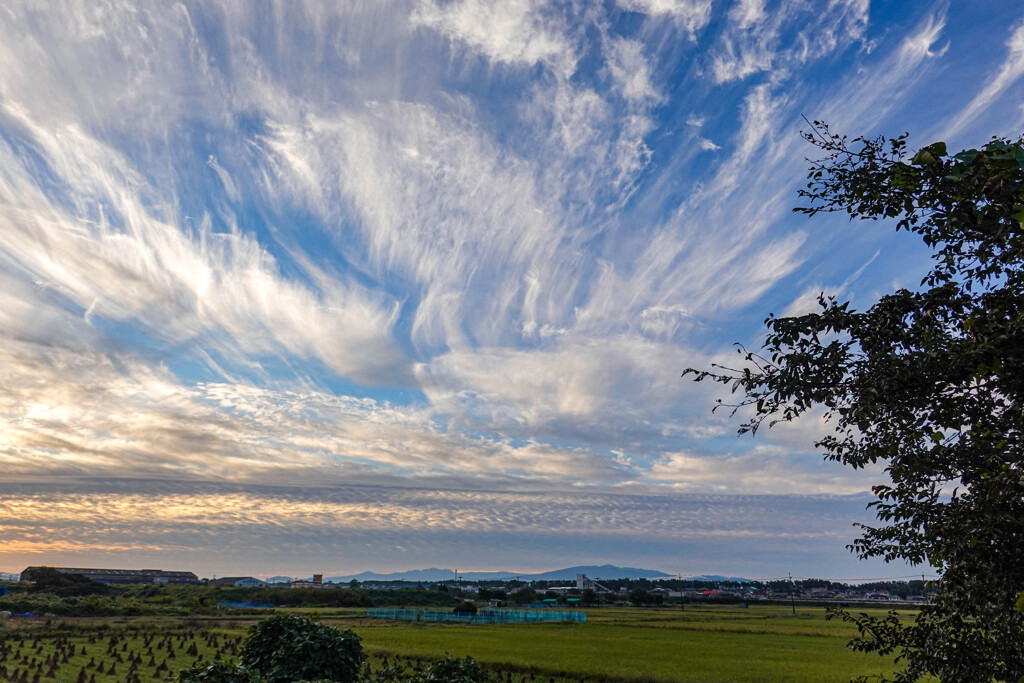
[745,574,938,583]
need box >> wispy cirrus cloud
[942,19,1024,138]
[0,104,409,386]
[709,0,869,84]
[411,0,578,77]
[615,0,712,39]
[0,0,1020,578]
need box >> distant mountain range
[262,566,757,584]
[682,575,754,583]
[314,564,675,583]
[266,576,295,584]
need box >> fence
[366,608,586,624]
[217,601,274,608]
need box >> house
[292,573,335,589]
[209,576,267,588]
[864,592,892,601]
[20,566,198,585]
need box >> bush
[452,601,477,615]
[23,568,107,597]
[509,589,537,605]
[239,615,363,683]
[178,661,262,683]
[410,656,495,683]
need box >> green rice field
[0,604,910,682]
[341,604,906,683]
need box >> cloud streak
[0,480,885,577]
[0,0,1019,576]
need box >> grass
[0,604,912,683]
[327,604,910,683]
[0,621,244,683]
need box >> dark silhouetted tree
[686,124,1024,682]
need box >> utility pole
[678,573,684,611]
[789,573,796,615]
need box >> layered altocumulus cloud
[0,480,884,577]
[1,0,1022,573]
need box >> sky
[1,0,1022,581]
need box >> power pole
[789,573,796,615]
[678,573,684,611]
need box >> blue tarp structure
[366,607,586,624]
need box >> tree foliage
[628,588,653,606]
[407,656,495,683]
[685,123,1024,682]
[24,567,108,597]
[180,616,494,683]
[178,661,262,683]
[238,615,363,683]
[452,600,478,614]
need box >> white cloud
[943,19,1024,138]
[0,105,409,386]
[605,37,664,105]
[639,303,693,338]
[543,84,611,156]
[780,250,879,317]
[648,446,877,494]
[0,319,637,487]
[811,11,949,134]
[207,155,240,202]
[416,337,689,428]
[711,38,773,83]
[0,479,889,577]
[0,0,1018,578]
[730,0,766,30]
[709,0,871,84]
[258,102,578,355]
[615,0,712,38]
[781,285,835,318]
[898,12,948,61]
[411,0,577,77]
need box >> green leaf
[912,142,946,165]
[911,149,937,165]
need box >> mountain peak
[324,564,673,583]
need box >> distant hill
[681,574,754,583]
[266,576,294,584]
[324,564,673,583]
[526,565,673,581]
[327,568,459,583]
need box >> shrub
[178,661,262,683]
[239,614,363,683]
[452,601,477,615]
[410,656,495,683]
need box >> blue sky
[0,0,1022,580]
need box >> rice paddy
[0,604,909,682]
